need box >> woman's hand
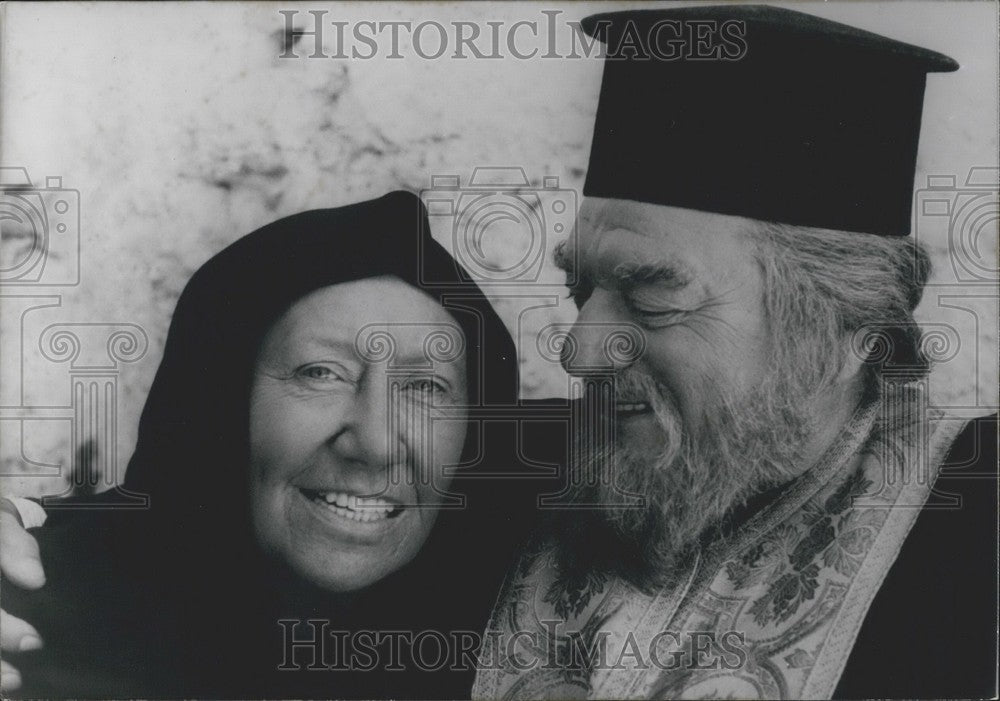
[0,497,46,692]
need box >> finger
[0,510,46,589]
[1,659,23,692]
[1,609,43,654]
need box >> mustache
[577,370,679,418]
[575,370,687,474]
[613,370,659,403]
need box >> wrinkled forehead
[566,198,752,281]
[288,277,453,327]
[264,276,466,365]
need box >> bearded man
[471,6,997,700]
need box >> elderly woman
[1,191,530,698]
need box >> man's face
[556,198,812,576]
[560,198,771,434]
[249,277,468,592]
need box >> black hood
[125,190,517,511]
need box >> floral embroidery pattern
[543,567,609,621]
[727,467,876,626]
[784,647,816,669]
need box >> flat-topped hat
[581,5,959,236]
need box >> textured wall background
[1,1,997,497]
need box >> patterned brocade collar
[473,386,964,700]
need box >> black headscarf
[125,190,516,516]
[12,192,523,699]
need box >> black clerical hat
[581,6,958,236]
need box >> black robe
[834,412,998,699]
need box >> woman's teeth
[307,490,402,522]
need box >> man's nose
[560,291,645,375]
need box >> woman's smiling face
[248,276,468,592]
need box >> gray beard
[553,368,817,589]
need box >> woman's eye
[296,364,346,383]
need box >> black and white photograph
[0,2,997,699]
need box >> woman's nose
[560,292,645,376]
[333,378,407,473]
